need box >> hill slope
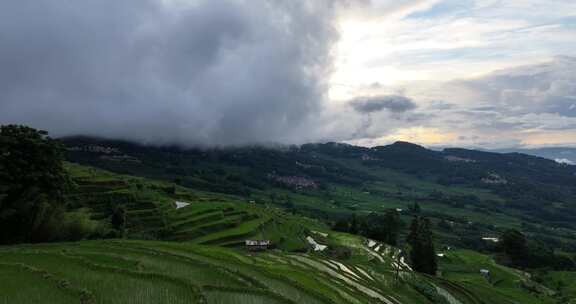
[65,163,320,251]
[0,157,573,303]
[62,137,576,251]
[0,237,559,304]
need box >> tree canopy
[0,125,70,243]
[332,210,403,246]
[407,216,437,275]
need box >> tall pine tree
[383,209,402,246]
[407,216,437,275]
[420,218,437,275]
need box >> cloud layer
[0,0,337,146]
[351,95,417,113]
[1,0,575,148]
[366,56,576,148]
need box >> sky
[0,0,575,148]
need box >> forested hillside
[2,127,576,303]
[62,137,576,252]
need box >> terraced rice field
[6,238,531,304]
[169,202,266,243]
[0,240,421,304]
[38,164,559,304]
[438,249,557,304]
[65,163,309,248]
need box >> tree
[111,205,127,233]
[406,216,420,244]
[407,216,437,275]
[332,214,364,235]
[357,210,403,245]
[501,229,528,267]
[349,214,359,234]
[333,219,350,232]
[410,202,421,214]
[360,213,381,240]
[420,218,438,275]
[0,125,70,243]
[356,214,368,235]
[382,209,403,246]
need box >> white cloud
[2,0,575,149]
[555,158,575,165]
[338,0,442,21]
[326,0,576,148]
[331,0,576,100]
[335,56,576,148]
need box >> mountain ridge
[61,136,576,239]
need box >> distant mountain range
[62,137,576,235]
[490,147,576,165]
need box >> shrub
[59,209,105,241]
[411,281,450,304]
[326,245,352,260]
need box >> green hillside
[64,163,318,251]
[62,138,576,252]
[0,237,560,304]
[2,130,576,303]
[439,249,557,304]
[0,161,563,303]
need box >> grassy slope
[249,157,523,233]
[28,162,566,303]
[0,239,406,304]
[65,163,320,250]
[540,271,576,303]
[0,237,562,304]
[439,249,557,304]
[63,139,576,250]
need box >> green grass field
[439,249,558,304]
[64,163,317,251]
[0,239,401,304]
[1,238,562,304]
[0,162,561,303]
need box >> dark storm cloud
[0,0,338,146]
[350,95,417,114]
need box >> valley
[2,132,576,303]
